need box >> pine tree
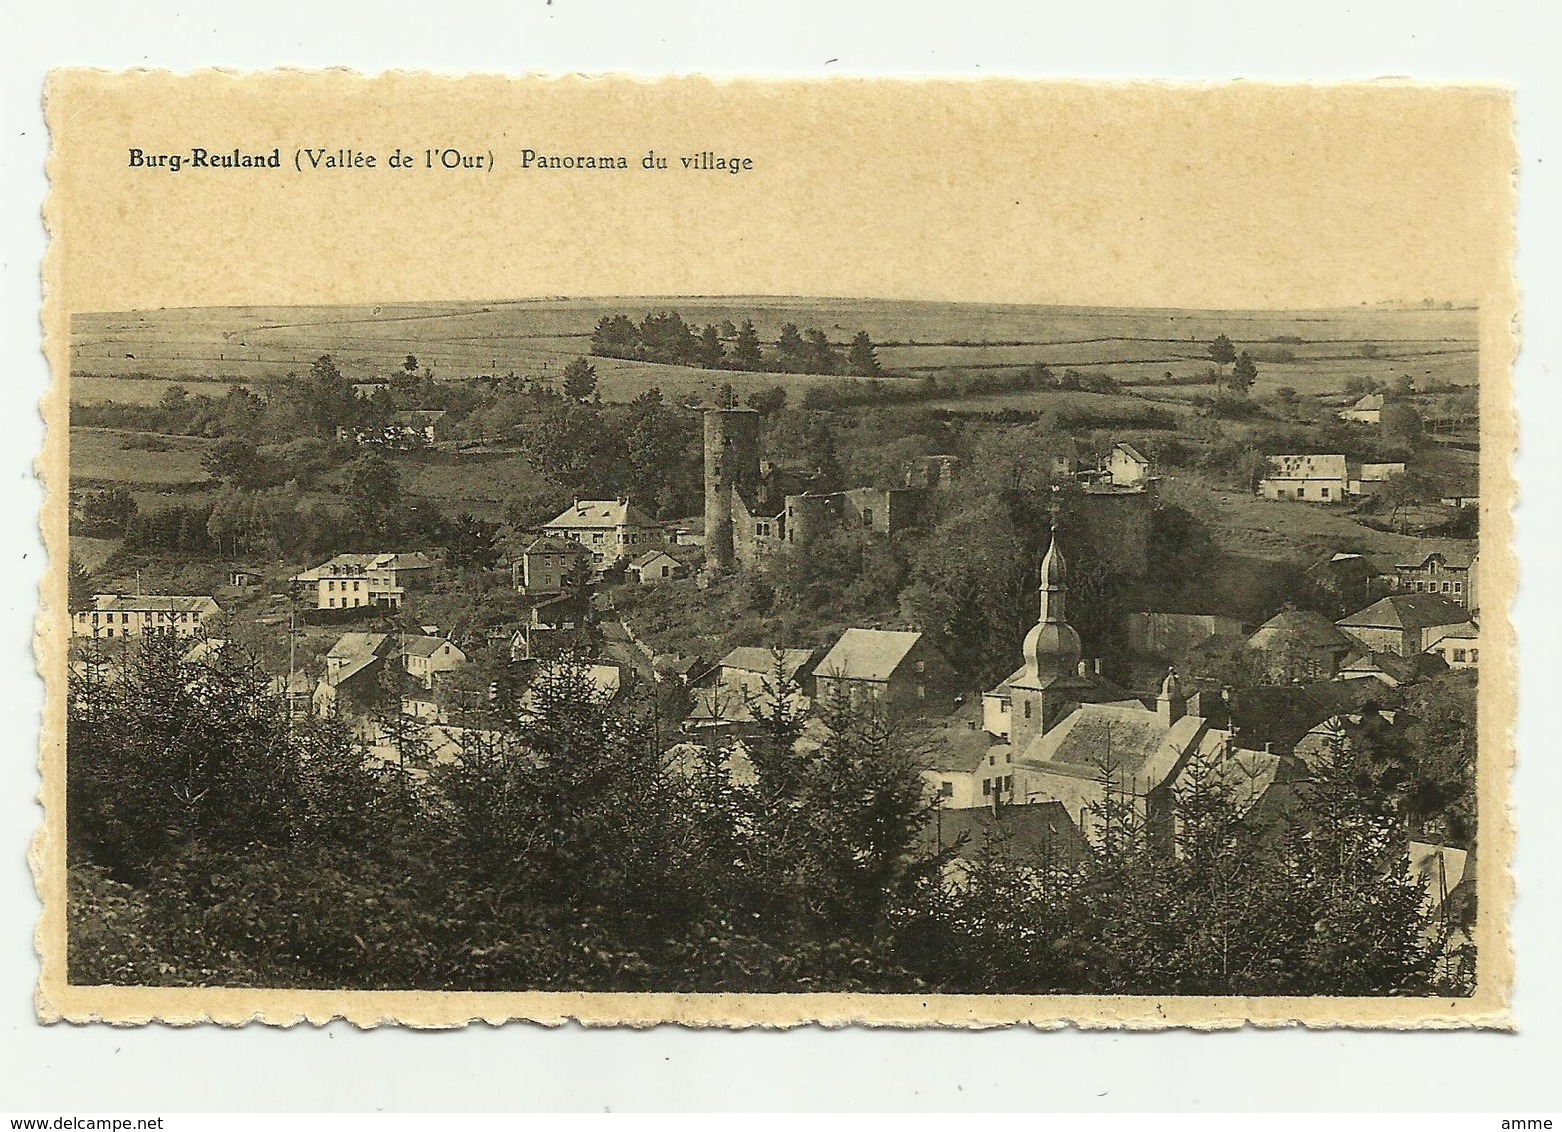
[847,330,883,377]
[731,319,764,371]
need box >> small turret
[1157,666,1186,727]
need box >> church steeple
[1037,520,1068,625]
[1021,522,1082,683]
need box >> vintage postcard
[36,73,1516,1028]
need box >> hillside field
[69,297,1479,407]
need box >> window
[660,565,670,578]
[989,755,995,767]
[328,598,337,608]
[917,684,926,700]
[939,781,953,798]
[1470,649,1479,662]
[328,580,336,591]
[1442,581,1452,593]
[982,779,991,796]
[1000,701,1010,714]
[1454,581,1464,593]
[916,660,926,674]
[1005,751,1012,764]
[592,533,604,544]
[1004,776,1013,792]
[1321,487,1331,499]
[1453,649,1467,663]
[1023,701,1032,719]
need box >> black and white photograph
[35,71,1516,1032]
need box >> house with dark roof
[919,800,1093,885]
[512,535,592,594]
[541,498,660,569]
[1337,649,1447,688]
[626,549,688,585]
[1336,593,1472,657]
[682,646,820,734]
[1389,548,1479,610]
[1246,608,1357,681]
[1258,454,1349,502]
[813,628,957,720]
[915,707,1012,808]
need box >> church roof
[1016,702,1208,790]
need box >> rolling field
[70,297,1479,406]
[70,428,213,486]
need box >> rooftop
[88,593,218,614]
[716,646,818,681]
[816,628,927,683]
[543,499,656,530]
[1249,608,1355,652]
[918,801,1092,867]
[1016,702,1208,791]
[1263,454,1348,481]
[1338,593,1472,631]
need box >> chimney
[1157,667,1186,728]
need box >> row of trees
[67,638,1469,995]
[590,311,885,377]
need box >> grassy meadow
[69,298,1478,409]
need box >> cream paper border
[34,71,1519,1029]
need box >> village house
[72,594,221,640]
[1258,454,1405,502]
[266,669,315,717]
[1336,593,1472,658]
[1348,462,1407,497]
[1336,650,1447,688]
[314,632,395,717]
[917,708,1016,808]
[1424,621,1480,669]
[292,552,435,611]
[1338,392,1385,424]
[389,409,447,445]
[1390,549,1479,610]
[813,628,958,721]
[399,634,469,689]
[683,646,819,735]
[511,535,592,595]
[1258,454,1349,502]
[1245,608,1357,681]
[541,498,660,569]
[508,591,591,660]
[1103,441,1154,488]
[626,549,689,585]
[918,799,1093,888]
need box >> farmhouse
[1336,594,1472,658]
[1258,454,1348,502]
[399,634,469,689]
[1103,441,1154,488]
[814,628,958,720]
[1348,462,1406,497]
[1246,608,1357,681]
[683,646,819,734]
[541,498,660,569]
[1339,393,1385,424]
[73,594,221,640]
[626,549,688,585]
